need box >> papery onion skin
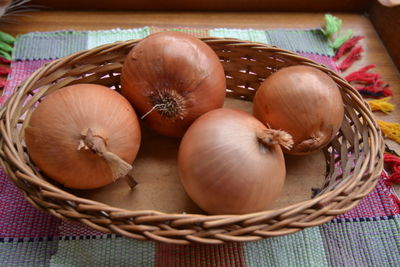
[178,108,288,215]
[25,84,141,189]
[121,31,226,137]
[253,65,344,155]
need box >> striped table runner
[0,26,399,267]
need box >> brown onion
[25,84,141,189]
[121,31,226,137]
[178,108,293,215]
[253,65,344,155]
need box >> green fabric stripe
[266,29,334,56]
[87,27,150,49]
[320,216,400,267]
[12,31,88,60]
[243,227,329,267]
[12,27,334,60]
[0,240,58,267]
[149,26,210,37]
[49,236,155,267]
[210,28,270,44]
[210,28,334,56]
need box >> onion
[121,31,226,137]
[178,108,293,214]
[253,65,344,155]
[25,84,141,189]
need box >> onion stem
[256,129,294,150]
[78,128,137,188]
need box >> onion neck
[144,89,187,120]
[256,129,293,150]
[78,128,137,188]
[296,132,324,153]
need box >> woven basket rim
[0,37,384,244]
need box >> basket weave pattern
[0,38,384,245]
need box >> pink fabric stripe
[58,220,103,236]
[0,60,60,238]
[0,170,60,238]
[156,243,246,267]
[336,178,400,219]
[1,60,52,104]
[298,52,340,73]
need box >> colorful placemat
[1,26,399,267]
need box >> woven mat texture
[0,26,399,267]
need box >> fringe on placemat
[326,14,400,206]
[377,120,400,144]
[383,150,400,205]
[334,36,364,71]
[323,16,392,99]
[334,36,364,60]
[0,31,14,90]
[367,97,394,114]
[0,65,10,75]
[384,153,400,184]
[0,56,10,64]
[322,14,353,50]
[344,65,393,98]
[337,45,363,71]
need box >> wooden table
[0,11,399,200]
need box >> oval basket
[0,38,384,245]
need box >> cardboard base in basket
[73,98,325,214]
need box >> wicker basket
[0,38,384,245]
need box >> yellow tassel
[377,120,400,144]
[367,97,395,114]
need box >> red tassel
[348,73,380,84]
[0,78,6,88]
[334,36,364,60]
[381,85,394,97]
[384,153,400,184]
[0,56,10,64]
[356,85,393,98]
[382,171,400,208]
[0,65,10,75]
[345,65,392,98]
[344,65,376,82]
[338,45,363,71]
[392,194,400,206]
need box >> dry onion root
[25,84,141,189]
[178,108,293,215]
[253,65,344,155]
[121,31,226,137]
